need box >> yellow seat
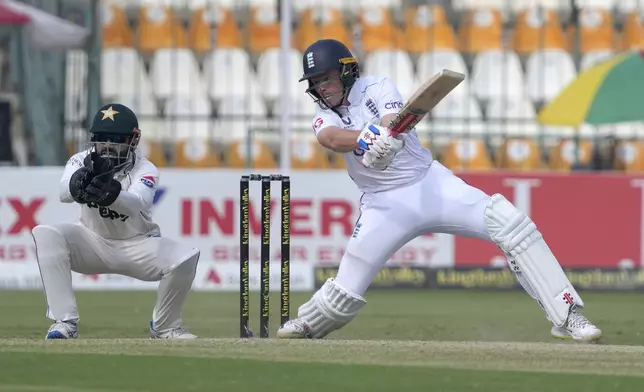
[358,6,405,53]
[188,6,242,52]
[136,5,187,52]
[138,139,168,167]
[102,4,133,48]
[622,12,644,49]
[290,138,331,169]
[458,8,503,54]
[567,8,617,53]
[548,139,594,171]
[248,5,283,55]
[495,138,544,170]
[224,139,277,168]
[295,7,350,52]
[614,140,644,172]
[173,138,221,168]
[511,8,566,55]
[440,138,493,170]
[404,5,458,54]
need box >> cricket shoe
[276,318,313,339]
[46,321,78,339]
[551,309,602,342]
[149,321,198,339]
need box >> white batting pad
[484,194,583,327]
[297,278,366,338]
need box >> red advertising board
[455,171,644,269]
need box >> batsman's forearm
[318,128,361,153]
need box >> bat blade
[388,69,465,136]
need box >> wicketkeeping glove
[84,167,122,206]
[80,152,121,206]
[69,166,92,204]
[87,152,114,178]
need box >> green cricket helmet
[88,103,140,172]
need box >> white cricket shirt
[312,75,433,193]
[59,149,161,240]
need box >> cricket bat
[388,69,465,136]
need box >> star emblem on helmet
[100,106,119,121]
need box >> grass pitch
[0,290,642,391]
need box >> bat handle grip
[388,129,402,138]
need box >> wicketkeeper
[32,103,200,339]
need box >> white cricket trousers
[335,161,497,296]
[31,223,200,331]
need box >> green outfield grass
[0,290,643,391]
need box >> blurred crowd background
[0,0,643,171]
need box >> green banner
[314,267,644,291]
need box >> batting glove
[357,124,404,170]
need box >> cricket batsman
[32,103,200,339]
[277,39,602,342]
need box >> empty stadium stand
[60,0,644,170]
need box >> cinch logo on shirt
[141,176,156,189]
[385,101,403,110]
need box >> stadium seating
[173,137,222,167]
[569,7,617,54]
[548,139,595,171]
[248,3,282,55]
[138,139,169,167]
[403,5,458,54]
[135,4,188,52]
[358,6,405,53]
[485,96,539,142]
[224,139,278,168]
[149,48,206,100]
[187,5,243,52]
[525,49,577,104]
[440,138,494,170]
[295,6,350,52]
[494,138,544,170]
[364,50,417,99]
[101,48,153,99]
[102,3,134,48]
[614,140,644,172]
[87,0,638,171]
[290,137,332,169]
[510,8,566,55]
[457,8,504,54]
[471,50,526,102]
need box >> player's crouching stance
[32,104,200,340]
[277,39,601,342]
